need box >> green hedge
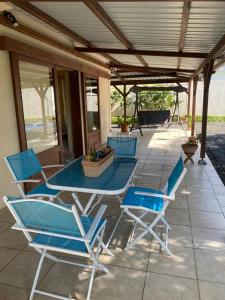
[111,116,137,125]
[194,116,225,122]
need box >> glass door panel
[18,61,58,153]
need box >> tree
[138,89,175,111]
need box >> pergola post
[123,84,127,122]
[198,59,214,165]
[191,76,198,136]
[187,80,191,115]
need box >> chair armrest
[12,179,41,183]
[86,204,107,240]
[42,164,64,169]
[134,191,175,201]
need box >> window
[84,77,100,132]
[18,61,58,153]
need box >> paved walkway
[1,126,225,299]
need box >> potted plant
[82,146,114,177]
[182,136,198,164]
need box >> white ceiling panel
[31,2,123,48]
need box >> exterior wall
[0,26,111,208]
[0,51,20,208]
[99,77,111,143]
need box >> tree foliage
[138,89,175,111]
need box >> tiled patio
[1,126,225,300]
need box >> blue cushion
[32,216,105,253]
[122,187,164,212]
[26,183,60,197]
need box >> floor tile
[0,251,53,289]
[199,280,225,300]
[190,211,225,229]
[0,229,27,250]
[143,273,199,300]
[38,264,146,300]
[0,208,14,224]
[195,249,225,283]
[0,222,11,235]
[188,197,221,212]
[165,208,190,226]
[0,284,29,300]
[0,246,19,271]
[148,246,197,279]
[192,227,225,251]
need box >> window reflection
[85,77,100,131]
[19,61,58,153]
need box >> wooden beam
[28,0,225,2]
[187,80,191,115]
[113,71,125,83]
[12,1,120,65]
[200,59,214,161]
[192,34,225,78]
[177,0,192,69]
[0,15,109,69]
[82,0,149,67]
[111,77,189,85]
[76,47,206,58]
[111,72,180,79]
[110,64,195,73]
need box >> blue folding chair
[120,156,187,255]
[107,137,137,158]
[4,149,64,203]
[3,196,113,300]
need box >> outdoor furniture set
[3,137,186,300]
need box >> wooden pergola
[2,0,225,163]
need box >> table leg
[82,193,97,215]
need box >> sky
[212,66,225,80]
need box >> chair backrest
[107,137,137,158]
[5,149,42,181]
[165,156,186,196]
[3,196,85,238]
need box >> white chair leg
[29,249,46,300]
[161,215,171,231]
[72,192,84,212]
[56,196,64,204]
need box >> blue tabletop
[47,157,138,195]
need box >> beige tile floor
[1,126,225,299]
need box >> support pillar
[123,84,127,122]
[191,76,198,136]
[198,59,214,165]
[187,80,191,116]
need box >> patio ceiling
[6,1,225,84]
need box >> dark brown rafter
[75,47,207,58]
[113,71,125,83]
[82,0,149,67]
[177,0,192,69]
[12,1,120,65]
[28,1,225,2]
[110,64,195,73]
[111,72,178,79]
[111,77,189,86]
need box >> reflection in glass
[19,61,58,153]
[85,77,100,131]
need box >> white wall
[0,51,20,208]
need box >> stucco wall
[0,51,20,208]
[99,77,111,144]
[0,26,111,208]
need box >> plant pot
[182,143,198,164]
[121,123,129,132]
[182,143,198,154]
[82,150,114,177]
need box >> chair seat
[122,187,164,212]
[26,183,60,197]
[32,216,105,253]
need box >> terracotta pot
[182,143,198,154]
[121,123,129,132]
